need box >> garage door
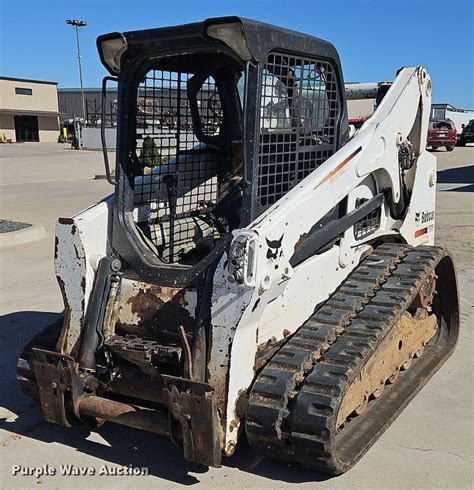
[14,115,39,142]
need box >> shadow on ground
[445,184,474,193]
[437,165,474,184]
[0,310,331,485]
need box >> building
[58,87,118,123]
[347,99,375,119]
[0,76,60,142]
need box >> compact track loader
[18,17,459,474]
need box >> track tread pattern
[246,245,452,474]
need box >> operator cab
[132,52,244,265]
[98,17,347,284]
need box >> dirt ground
[0,143,472,488]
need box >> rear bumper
[32,347,222,467]
[428,139,456,146]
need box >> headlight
[207,22,252,61]
[227,231,258,287]
[100,35,128,74]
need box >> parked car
[458,119,474,146]
[427,118,457,151]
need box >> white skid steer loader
[18,17,459,474]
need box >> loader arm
[221,66,434,452]
[229,66,432,290]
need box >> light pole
[66,19,87,120]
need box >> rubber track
[16,317,63,400]
[246,244,449,473]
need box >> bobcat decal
[266,235,284,260]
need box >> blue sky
[1,0,473,107]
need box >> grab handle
[101,76,118,185]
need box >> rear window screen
[431,121,453,129]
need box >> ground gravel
[0,219,32,233]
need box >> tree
[140,137,162,167]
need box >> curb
[0,224,47,248]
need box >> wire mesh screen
[353,198,381,240]
[257,52,340,211]
[86,99,117,127]
[133,69,223,263]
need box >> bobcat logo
[415,210,434,224]
[266,235,284,260]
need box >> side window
[196,76,222,135]
[294,62,331,132]
[261,70,292,130]
[256,52,340,212]
[236,74,245,106]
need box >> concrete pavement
[0,143,473,488]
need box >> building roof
[0,76,58,86]
[0,108,62,116]
[58,87,118,92]
[432,103,474,112]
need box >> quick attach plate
[32,348,79,427]
[163,374,221,467]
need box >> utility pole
[66,19,87,120]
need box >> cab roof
[97,16,341,76]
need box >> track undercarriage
[246,243,459,474]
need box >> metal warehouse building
[58,87,118,123]
[0,76,60,142]
[59,86,375,122]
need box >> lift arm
[228,66,432,291]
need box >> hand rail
[101,76,118,185]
